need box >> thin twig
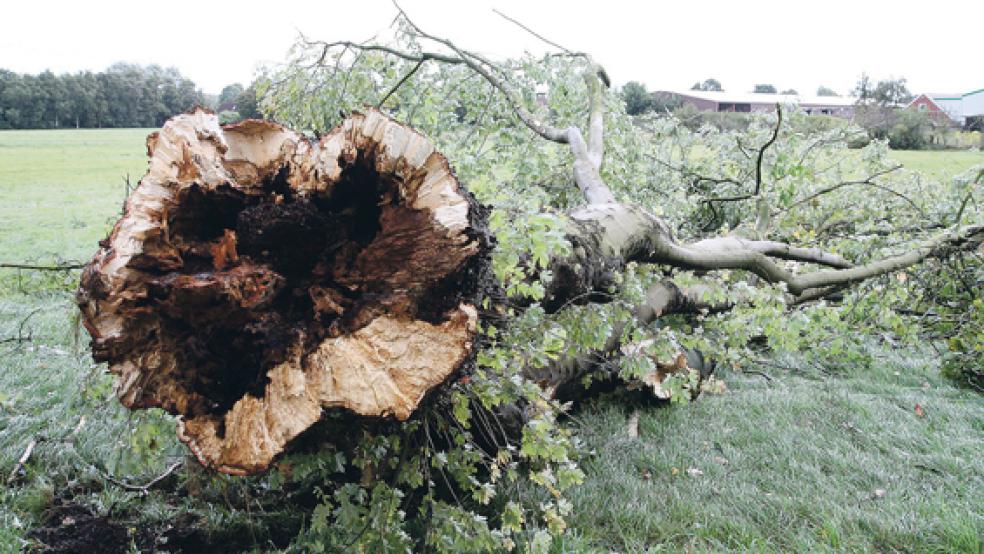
[492,8,572,53]
[953,168,983,224]
[0,262,84,270]
[742,369,774,382]
[782,165,907,212]
[753,104,783,197]
[1,307,44,345]
[102,460,183,494]
[377,58,426,108]
[650,156,743,189]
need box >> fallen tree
[77,106,982,474]
[75,4,982,549]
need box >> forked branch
[665,225,984,295]
[701,105,783,204]
[303,1,616,204]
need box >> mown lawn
[888,149,984,179]
[0,130,981,552]
[0,128,152,264]
[557,348,983,552]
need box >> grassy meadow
[887,149,984,179]
[0,128,982,552]
[0,128,152,264]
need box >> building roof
[926,93,962,101]
[663,89,857,107]
[907,88,984,119]
[906,94,940,108]
[926,89,984,100]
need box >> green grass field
[1,130,982,552]
[0,128,152,264]
[888,149,984,179]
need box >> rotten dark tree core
[77,108,490,475]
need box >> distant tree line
[0,64,204,129]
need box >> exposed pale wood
[178,307,476,475]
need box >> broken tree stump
[77,108,491,475]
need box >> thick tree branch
[585,66,606,171]
[530,280,725,399]
[791,284,849,305]
[782,225,982,294]
[688,237,853,269]
[550,201,980,307]
[666,225,983,295]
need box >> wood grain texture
[78,108,489,474]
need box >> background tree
[235,83,262,119]
[816,85,838,96]
[871,76,914,106]
[753,84,777,93]
[218,83,245,108]
[852,75,921,147]
[853,72,873,103]
[651,90,682,113]
[780,88,798,95]
[691,78,723,91]
[621,80,652,115]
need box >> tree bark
[77,108,491,475]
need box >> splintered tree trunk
[77,108,492,475]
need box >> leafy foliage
[248,24,984,550]
[691,78,723,92]
[620,81,652,115]
[3,18,981,552]
[853,73,914,107]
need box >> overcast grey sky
[2,0,981,97]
